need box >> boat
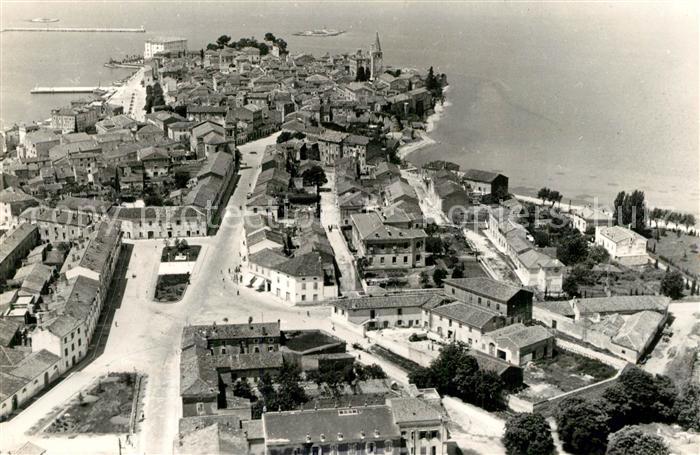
[28,17,59,23]
[293,28,345,37]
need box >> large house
[350,212,427,269]
[0,223,39,283]
[569,206,613,234]
[463,169,508,199]
[110,206,208,239]
[443,277,534,324]
[595,225,648,265]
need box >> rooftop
[444,277,531,303]
[430,301,501,329]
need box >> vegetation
[673,383,700,431]
[537,187,563,207]
[503,413,554,455]
[613,190,646,233]
[659,270,685,299]
[606,426,669,455]
[555,396,610,455]
[432,268,448,287]
[276,130,306,143]
[301,165,327,189]
[649,208,696,231]
[144,82,165,114]
[253,363,307,417]
[408,343,505,411]
[208,33,286,55]
[556,230,590,265]
[154,273,190,302]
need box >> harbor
[1,26,145,33]
[30,86,114,94]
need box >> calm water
[1,1,698,214]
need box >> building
[246,250,338,304]
[595,225,648,265]
[443,277,533,324]
[50,106,99,134]
[481,323,554,366]
[427,301,506,348]
[0,349,61,419]
[0,187,38,230]
[533,296,670,363]
[144,36,188,59]
[110,206,208,239]
[19,207,95,243]
[318,130,349,166]
[463,169,508,199]
[179,323,283,418]
[262,395,447,455]
[569,206,613,234]
[350,212,427,269]
[0,224,39,283]
[330,291,447,330]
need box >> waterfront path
[107,67,147,122]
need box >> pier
[1,26,145,33]
[31,87,114,94]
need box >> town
[0,31,698,455]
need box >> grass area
[521,348,617,400]
[155,273,190,302]
[284,330,340,352]
[161,245,201,262]
[578,264,665,298]
[47,373,137,434]
[649,230,700,276]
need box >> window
[392,256,396,263]
[302,283,306,290]
[64,348,68,356]
[404,256,408,263]
[380,257,385,264]
[552,320,557,329]
[301,295,306,301]
[416,254,421,261]
[451,288,455,295]
[78,339,81,346]
[313,282,318,290]
[313,294,318,301]
[397,308,402,315]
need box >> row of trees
[425,66,447,99]
[307,362,387,398]
[537,187,563,207]
[613,190,646,233]
[649,207,696,230]
[408,343,505,411]
[144,82,165,114]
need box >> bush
[503,413,554,455]
[606,426,669,455]
[555,397,609,455]
[660,270,685,299]
[674,383,700,431]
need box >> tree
[469,370,505,411]
[557,232,590,265]
[451,262,465,279]
[432,268,448,287]
[356,66,366,82]
[613,190,646,232]
[660,270,684,299]
[601,367,677,432]
[538,187,551,204]
[503,413,554,455]
[673,383,700,431]
[264,32,276,42]
[232,379,255,400]
[606,426,669,455]
[301,165,327,189]
[555,397,609,455]
[588,245,610,264]
[548,190,562,207]
[356,363,387,380]
[216,34,231,48]
[276,131,293,143]
[425,237,444,255]
[174,171,189,189]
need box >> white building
[595,225,648,265]
[144,36,188,59]
[569,206,613,234]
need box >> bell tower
[370,32,383,81]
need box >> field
[154,273,190,302]
[578,264,666,298]
[519,349,617,401]
[46,373,137,434]
[284,330,340,352]
[649,230,700,276]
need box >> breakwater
[1,26,145,33]
[31,87,114,94]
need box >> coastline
[397,87,451,160]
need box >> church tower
[370,32,383,81]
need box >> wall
[555,338,628,369]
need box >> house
[262,396,447,455]
[443,277,534,324]
[595,225,648,265]
[50,106,98,133]
[463,169,508,199]
[0,349,61,419]
[350,212,427,269]
[427,179,469,221]
[0,187,38,230]
[318,130,349,166]
[246,250,338,304]
[0,224,39,283]
[138,146,171,178]
[427,301,506,347]
[482,323,554,366]
[110,206,208,239]
[329,291,447,330]
[384,179,418,206]
[569,206,613,234]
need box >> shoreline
[397,87,451,160]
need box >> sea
[1,1,698,215]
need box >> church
[349,33,383,81]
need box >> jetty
[1,26,145,33]
[31,87,114,94]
